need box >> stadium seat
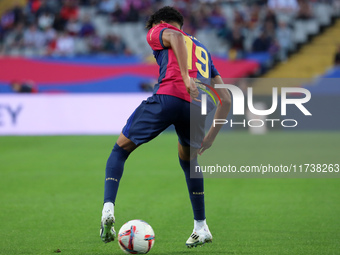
[305,19,319,35]
[195,29,227,55]
[93,16,110,37]
[293,21,308,44]
[276,12,294,24]
[314,3,332,26]
[78,6,96,20]
[74,38,89,54]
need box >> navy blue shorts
[122,94,206,149]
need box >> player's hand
[198,135,214,155]
[183,75,200,102]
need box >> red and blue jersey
[147,23,220,102]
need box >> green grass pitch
[0,132,339,255]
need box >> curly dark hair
[145,6,184,30]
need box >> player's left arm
[161,29,199,100]
[199,75,231,155]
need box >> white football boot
[186,223,213,248]
[100,209,116,243]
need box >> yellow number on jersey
[184,36,209,78]
[195,46,209,78]
[184,36,193,70]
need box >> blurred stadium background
[0,0,340,254]
[0,0,339,95]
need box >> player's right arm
[199,75,231,155]
[161,29,199,100]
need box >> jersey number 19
[184,36,210,79]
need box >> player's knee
[117,133,137,153]
[178,150,190,161]
[178,143,190,161]
[178,143,198,161]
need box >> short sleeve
[147,25,168,51]
[210,57,220,78]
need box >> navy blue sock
[104,143,130,204]
[179,156,205,221]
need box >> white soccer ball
[118,219,155,254]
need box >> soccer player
[100,6,231,248]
